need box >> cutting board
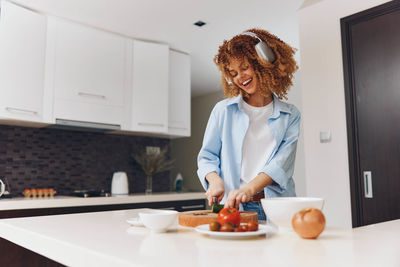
[178,210,258,228]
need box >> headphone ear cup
[255,42,276,63]
[241,31,276,63]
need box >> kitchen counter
[0,209,399,267]
[0,192,205,210]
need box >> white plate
[195,224,277,239]
[126,217,144,227]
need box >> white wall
[298,0,390,228]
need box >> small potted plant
[133,147,175,194]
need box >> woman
[197,28,300,220]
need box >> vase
[145,175,153,194]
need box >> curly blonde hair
[214,28,298,100]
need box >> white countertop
[0,209,399,267]
[0,192,206,210]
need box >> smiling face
[227,57,259,96]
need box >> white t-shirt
[239,98,275,187]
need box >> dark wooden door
[341,1,400,227]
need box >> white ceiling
[9,0,305,97]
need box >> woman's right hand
[204,172,225,206]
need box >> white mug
[0,179,5,197]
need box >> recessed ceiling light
[194,20,206,27]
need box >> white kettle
[0,179,5,197]
[111,172,129,196]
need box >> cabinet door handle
[78,92,106,99]
[181,204,205,210]
[5,107,38,115]
[161,207,175,210]
[138,122,164,127]
[363,171,373,198]
[168,126,187,130]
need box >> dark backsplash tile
[0,125,171,196]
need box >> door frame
[340,0,400,227]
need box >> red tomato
[247,221,259,231]
[239,224,249,232]
[209,222,221,231]
[220,223,234,232]
[218,208,241,227]
[234,224,249,232]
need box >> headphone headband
[241,31,262,42]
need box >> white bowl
[261,197,324,228]
[138,209,178,233]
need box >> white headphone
[241,32,276,63]
[225,31,276,85]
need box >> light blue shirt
[197,94,300,203]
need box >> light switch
[320,131,331,143]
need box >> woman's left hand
[224,188,252,210]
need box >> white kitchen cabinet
[0,3,190,136]
[0,1,46,122]
[168,50,191,137]
[130,40,169,133]
[44,17,131,128]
